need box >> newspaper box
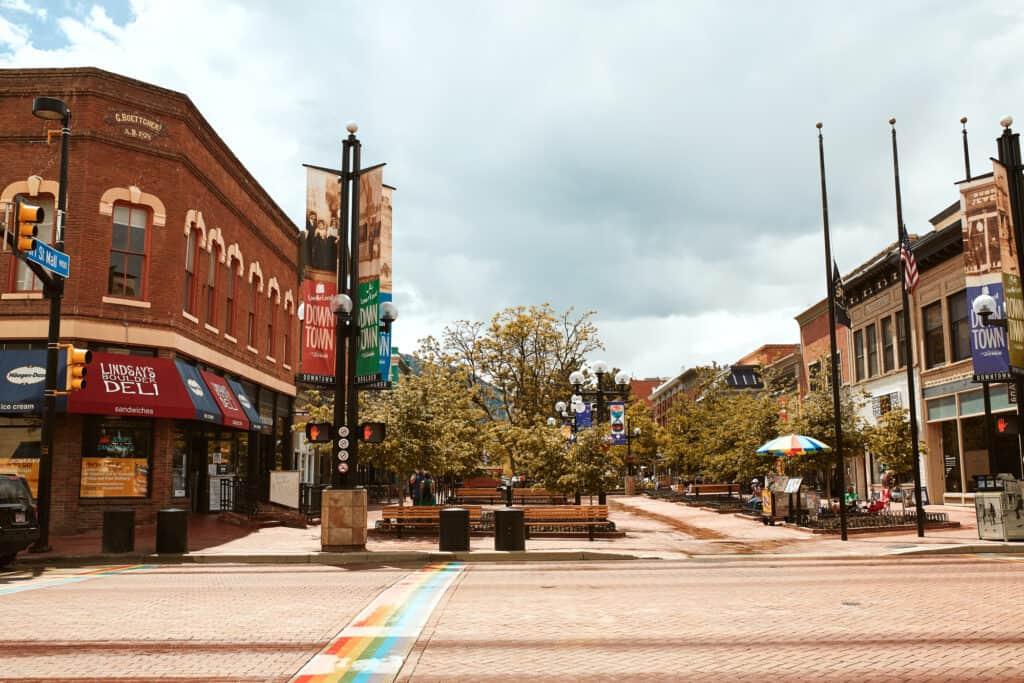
[974,475,1024,542]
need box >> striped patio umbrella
[756,434,832,456]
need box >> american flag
[900,226,919,293]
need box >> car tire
[0,553,16,568]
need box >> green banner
[357,278,381,380]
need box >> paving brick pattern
[0,564,404,682]
[399,557,1024,682]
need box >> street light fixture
[29,96,71,553]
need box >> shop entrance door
[189,435,209,514]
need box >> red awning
[199,371,250,430]
[68,352,199,420]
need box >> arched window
[11,193,55,291]
[224,257,239,337]
[183,227,201,314]
[247,276,260,349]
[266,293,278,358]
[204,244,221,326]
[108,203,150,298]
[283,307,292,366]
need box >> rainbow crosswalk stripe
[0,564,150,596]
[290,562,464,683]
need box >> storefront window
[172,426,189,498]
[961,416,987,493]
[0,420,41,497]
[210,436,234,475]
[276,393,291,471]
[927,395,956,421]
[941,420,962,493]
[81,417,152,498]
[959,390,985,416]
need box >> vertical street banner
[303,166,341,274]
[298,279,337,384]
[575,403,592,430]
[378,184,395,382]
[356,166,384,382]
[960,160,1024,381]
[609,401,626,445]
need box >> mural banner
[960,160,1023,380]
[303,166,341,273]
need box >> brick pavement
[398,557,1024,682]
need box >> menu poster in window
[80,457,149,498]
[0,458,40,497]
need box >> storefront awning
[174,360,223,424]
[0,350,65,414]
[199,371,250,430]
[227,378,262,431]
[68,352,200,420]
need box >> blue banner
[574,403,592,430]
[968,281,1012,381]
[0,350,66,414]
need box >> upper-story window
[183,227,200,314]
[923,300,945,369]
[204,245,221,326]
[854,329,865,381]
[224,258,238,337]
[283,308,291,366]
[866,323,879,377]
[896,311,907,368]
[11,194,55,291]
[108,204,149,298]
[882,316,895,373]
[948,290,970,362]
[266,295,277,358]
[247,277,260,349]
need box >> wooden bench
[687,483,740,497]
[522,505,612,540]
[451,488,568,505]
[376,505,483,537]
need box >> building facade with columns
[0,68,300,533]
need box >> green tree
[611,398,659,474]
[565,426,622,500]
[358,360,487,488]
[864,407,926,481]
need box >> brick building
[0,68,300,533]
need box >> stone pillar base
[321,488,368,551]
[624,475,637,496]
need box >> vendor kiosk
[974,474,1024,541]
[761,475,803,525]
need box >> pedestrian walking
[421,472,436,506]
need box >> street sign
[338,452,349,462]
[338,438,349,449]
[337,462,349,473]
[25,241,70,278]
[338,426,350,437]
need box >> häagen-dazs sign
[6,365,45,385]
[105,110,167,143]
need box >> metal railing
[299,483,328,522]
[220,477,259,519]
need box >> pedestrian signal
[305,422,333,443]
[63,345,92,392]
[995,415,1019,436]
[15,201,44,252]
[360,422,386,443]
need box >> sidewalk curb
[13,542,1022,568]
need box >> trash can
[102,508,135,553]
[156,508,189,554]
[439,507,470,552]
[494,508,525,551]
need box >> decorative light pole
[564,360,631,505]
[29,96,71,553]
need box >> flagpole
[889,118,926,537]
[816,122,848,541]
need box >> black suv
[0,474,40,567]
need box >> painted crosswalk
[0,564,151,596]
[290,562,463,683]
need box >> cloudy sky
[1,1,1022,379]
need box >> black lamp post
[29,96,70,553]
[625,423,642,476]
[566,360,630,505]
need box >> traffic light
[305,422,333,443]
[15,201,44,253]
[64,346,92,392]
[360,422,386,443]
